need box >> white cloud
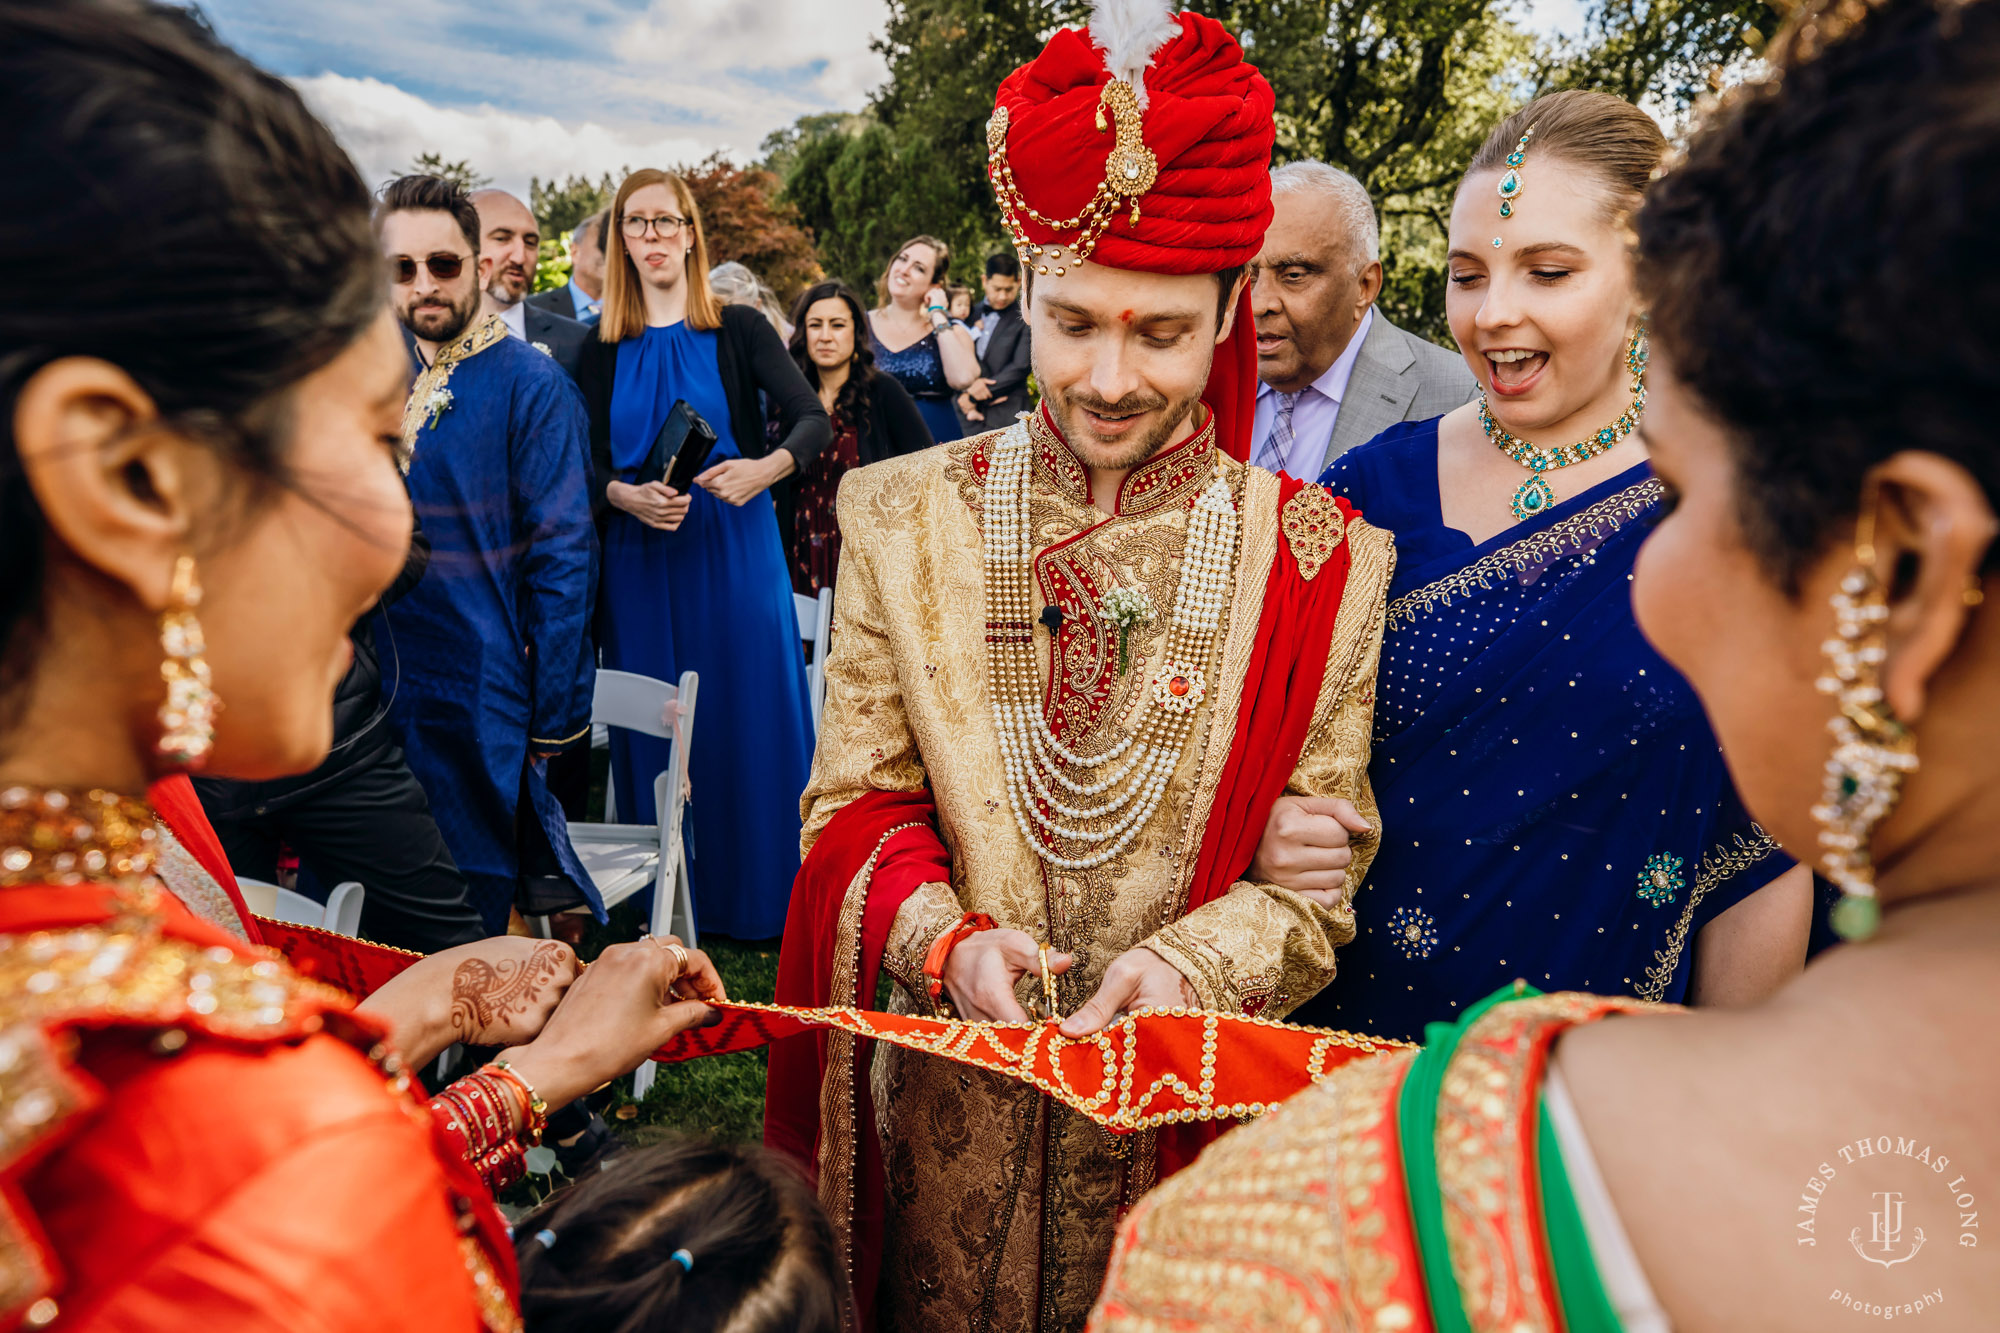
[294,73,727,201]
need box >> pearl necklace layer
[985,419,1240,870]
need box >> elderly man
[1249,161,1474,477]
[527,209,605,325]
[470,187,588,376]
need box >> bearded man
[376,173,600,934]
[763,4,1395,1327]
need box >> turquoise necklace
[1481,322,1649,521]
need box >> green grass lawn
[598,931,779,1144]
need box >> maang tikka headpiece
[1491,126,1535,249]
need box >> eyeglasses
[388,252,468,284]
[621,214,689,240]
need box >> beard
[400,285,481,344]
[1049,382,1206,472]
[487,265,528,305]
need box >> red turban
[988,5,1275,458]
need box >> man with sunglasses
[374,173,603,941]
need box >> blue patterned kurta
[1292,418,1791,1042]
[387,324,601,932]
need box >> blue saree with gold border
[1293,418,1789,1042]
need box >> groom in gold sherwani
[767,3,1394,1327]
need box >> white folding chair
[563,667,699,1098]
[794,587,834,731]
[237,876,366,937]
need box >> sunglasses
[388,252,469,284]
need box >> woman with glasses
[575,171,829,941]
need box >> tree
[406,152,488,192]
[843,0,1768,340]
[680,154,824,306]
[530,172,622,237]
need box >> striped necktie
[1254,390,1301,476]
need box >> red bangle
[923,911,997,1002]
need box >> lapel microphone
[1039,605,1065,635]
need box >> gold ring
[667,942,690,977]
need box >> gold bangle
[487,1059,550,1146]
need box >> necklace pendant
[1511,473,1556,521]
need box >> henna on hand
[448,940,570,1043]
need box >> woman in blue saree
[1279,92,1812,1042]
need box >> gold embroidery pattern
[1088,1047,1419,1330]
[151,822,250,943]
[1434,992,1652,1333]
[1386,479,1665,629]
[399,313,508,467]
[816,823,923,1282]
[0,918,355,1325]
[1023,408,1218,519]
[460,1237,522,1333]
[1635,826,1781,1002]
[1280,484,1347,582]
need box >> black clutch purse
[635,399,719,492]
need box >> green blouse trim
[1396,982,1625,1333]
[1396,985,1525,1333]
[1537,1099,1626,1333]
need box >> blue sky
[199,0,1587,200]
[198,0,896,197]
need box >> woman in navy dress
[1269,93,1813,1042]
[866,233,980,444]
[577,169,830,940]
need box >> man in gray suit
[1249,162,1474,477]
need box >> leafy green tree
[531,172,622,237]
[406,152,488,191]
[828,0,1766,341]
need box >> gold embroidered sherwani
[800,411,1394,1330]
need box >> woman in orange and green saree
[1092,0,2000,1327]
[0,4,726,1328]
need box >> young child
[945,284,974,324]
[515,1137,848,1333]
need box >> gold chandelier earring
[1812,505,1916,941]
[156,554,219,769]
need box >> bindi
[1118,309,1134,323]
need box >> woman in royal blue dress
[865,233,980,444]
[576,169,830,939]
[1268,92,1814,1042]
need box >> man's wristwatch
[923,911,997,1003]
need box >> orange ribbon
[654,1001,1409,1133]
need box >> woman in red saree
[0,4,721,1328]
[1092,0,2000,1326]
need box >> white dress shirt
[1250,306,1374,480]
[499,301,526,341]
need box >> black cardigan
[575,303,832,518]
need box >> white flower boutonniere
[423,385,454,430]
[532,341,553,358]
[1098,587,1156,675]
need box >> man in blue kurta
[378,175,601,932]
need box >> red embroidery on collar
[1030,403,1217,518]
